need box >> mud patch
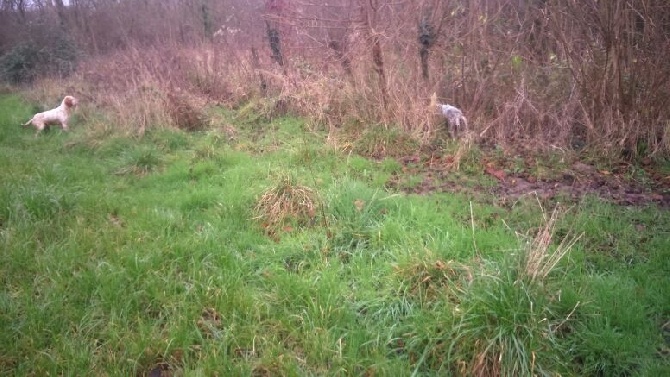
[388,154,670,208]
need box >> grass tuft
[327,180,393,252]
[253,174,319,233]
[353,126,419,158]
[114,146,163,176]
[166,90,208,132]
[393,257,472,303]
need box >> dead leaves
[484,162,506,182]
[196,307,223,339]
[354,199,365,212]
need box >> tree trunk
[361,0,388,110]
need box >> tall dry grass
[9,0,669,158]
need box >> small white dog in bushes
[430,92,467,138]
[22,95,78,136]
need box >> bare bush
[548,0,670,156]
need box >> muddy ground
[387,152,670,208]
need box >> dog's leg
[34,121,45,137]
[444,119,453,139]
[460,116,468,137]
[448,118,460,139]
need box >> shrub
[0,34,77,84]
[0,43,40,84]
[48,33,78,78]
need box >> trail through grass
[1,94,669,376]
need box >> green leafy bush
[0,34,77,84]
[0,43,40,84]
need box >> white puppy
[23,95,77,136]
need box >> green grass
[1,93,669,376]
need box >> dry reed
[522,204,583,284]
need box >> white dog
[430,93,468,138]
[22,95,77,136]
[438,103,468,137]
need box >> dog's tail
[429,92,438,108]
[21,119,32,128]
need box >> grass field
[1,93,669,376]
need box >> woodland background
[1,0,669,158]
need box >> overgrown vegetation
[1,0,668,158]
[1,94,668,376]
